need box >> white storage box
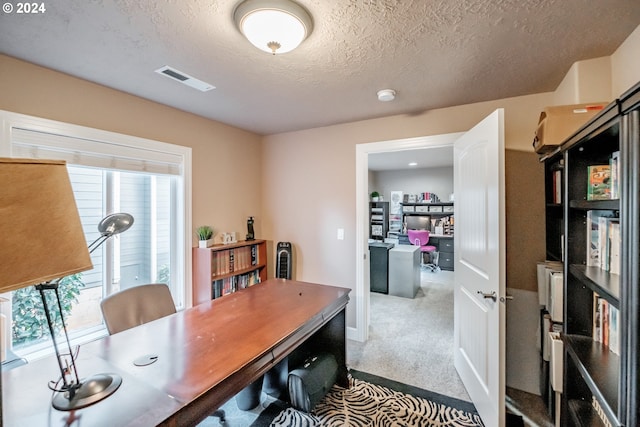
[549,332,563,393]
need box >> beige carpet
[347,270,471,402]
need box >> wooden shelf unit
[192,239,267,305]
[547,80,640,427]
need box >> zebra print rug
[255,373,484,426]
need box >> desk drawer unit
[438,238,454,271]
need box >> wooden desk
[3,279,350,426]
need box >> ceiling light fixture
[377,89,396,102]
[234,0,313,55]
[409,162,418,166]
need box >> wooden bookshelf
[192,239,267,305]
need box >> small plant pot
[198,239,211,248]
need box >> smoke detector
[377,89,396,102]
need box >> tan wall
[553,56,613,105]
[505,149,545,292]
[262,93,555,326]
[611,24,640,97]
[0,54,263,247]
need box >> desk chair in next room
[100,283,226,424]
[407,229,439,272]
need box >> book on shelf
[592,293,620,355]
[552,169,562,204]
[586,211,600,267]
[586,164,611,200]
[609,220,620,275]
[609,303,620,355]
[211,270,262,300]
[610,150,620,199]
[586,211,619,270]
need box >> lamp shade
[0,158,93,292]
[234,0,313,54]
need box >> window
[1,111,192,359]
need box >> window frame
[0,110,193,357]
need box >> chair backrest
[100,283,177,335]
[407,229,430,247]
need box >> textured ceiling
[1,0,639,136]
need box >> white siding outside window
[0,110,192,359]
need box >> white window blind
[11,128,183,175]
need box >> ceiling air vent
[154,66,215,92]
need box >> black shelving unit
[369,201,389,240]
[544,153,564,262]
[554,80,640,427]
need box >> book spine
[553,169,562,204]
[610,151,620,199]
[586,211,599,267]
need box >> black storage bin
[369,242,394,293]
[288,352,338,413]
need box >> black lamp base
[52,373,122,411]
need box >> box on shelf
[533,102,607,154]
[415,205,429,213]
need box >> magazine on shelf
[586,164,611,200]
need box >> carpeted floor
[348,270,470,402]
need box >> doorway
[353,132,462,343]
[351,132,464,400]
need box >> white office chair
[100,284,226,424]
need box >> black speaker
[276,242,292,279]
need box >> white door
[453,109,506,427]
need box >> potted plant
[370,191,380,202]
[196,225,214,248]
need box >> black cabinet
[428,236,454,271]
[369,242,394,293]
[552,81,640,427]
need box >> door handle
[477,291,497,302]
[500,295,514,303]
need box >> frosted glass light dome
[234,0,313,54]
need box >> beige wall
[262,93,555,326]
[0,54,263,247]
[612,24,640,98]
[553,56,613,105]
